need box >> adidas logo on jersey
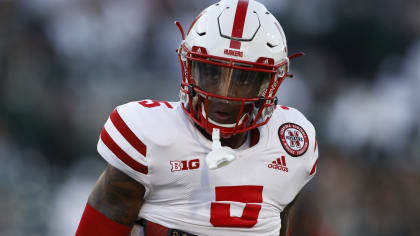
[267,156,288,172]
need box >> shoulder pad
[270,105,318,175]
[117,100,180,146]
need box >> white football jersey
[97,100,318,236]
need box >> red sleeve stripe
[101,128,148,174]
[309,159,318,176]
[314,139,318,152]
[110,109,147,157]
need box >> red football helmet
[177,0,296,137]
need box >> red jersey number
[138,100,173,109]
[210,185,263,228]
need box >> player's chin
[207,111,235,124]
[207,105,243,124]
[205,99,254,126]
[210,108,252,124]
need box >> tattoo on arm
[88,164,145,226]
[280,194,299,236]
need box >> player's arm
[76,164,145,235]
[279,194,299,236]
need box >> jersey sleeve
[97,102,151,196]
[278,106,319,192]
[299,118,319,189]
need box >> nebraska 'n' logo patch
[278,123,309,157]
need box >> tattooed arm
[279,194,299,236]
[88,164,145,226]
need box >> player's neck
[195,124,248,149]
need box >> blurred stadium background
[1,0,419,235]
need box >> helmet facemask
[175,0,292,138]
[179,44,289,137]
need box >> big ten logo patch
[170,159,200,172]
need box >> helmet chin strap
[205,128,237,169]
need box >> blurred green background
[0,0,419,235]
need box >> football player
[76,0,319,235]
